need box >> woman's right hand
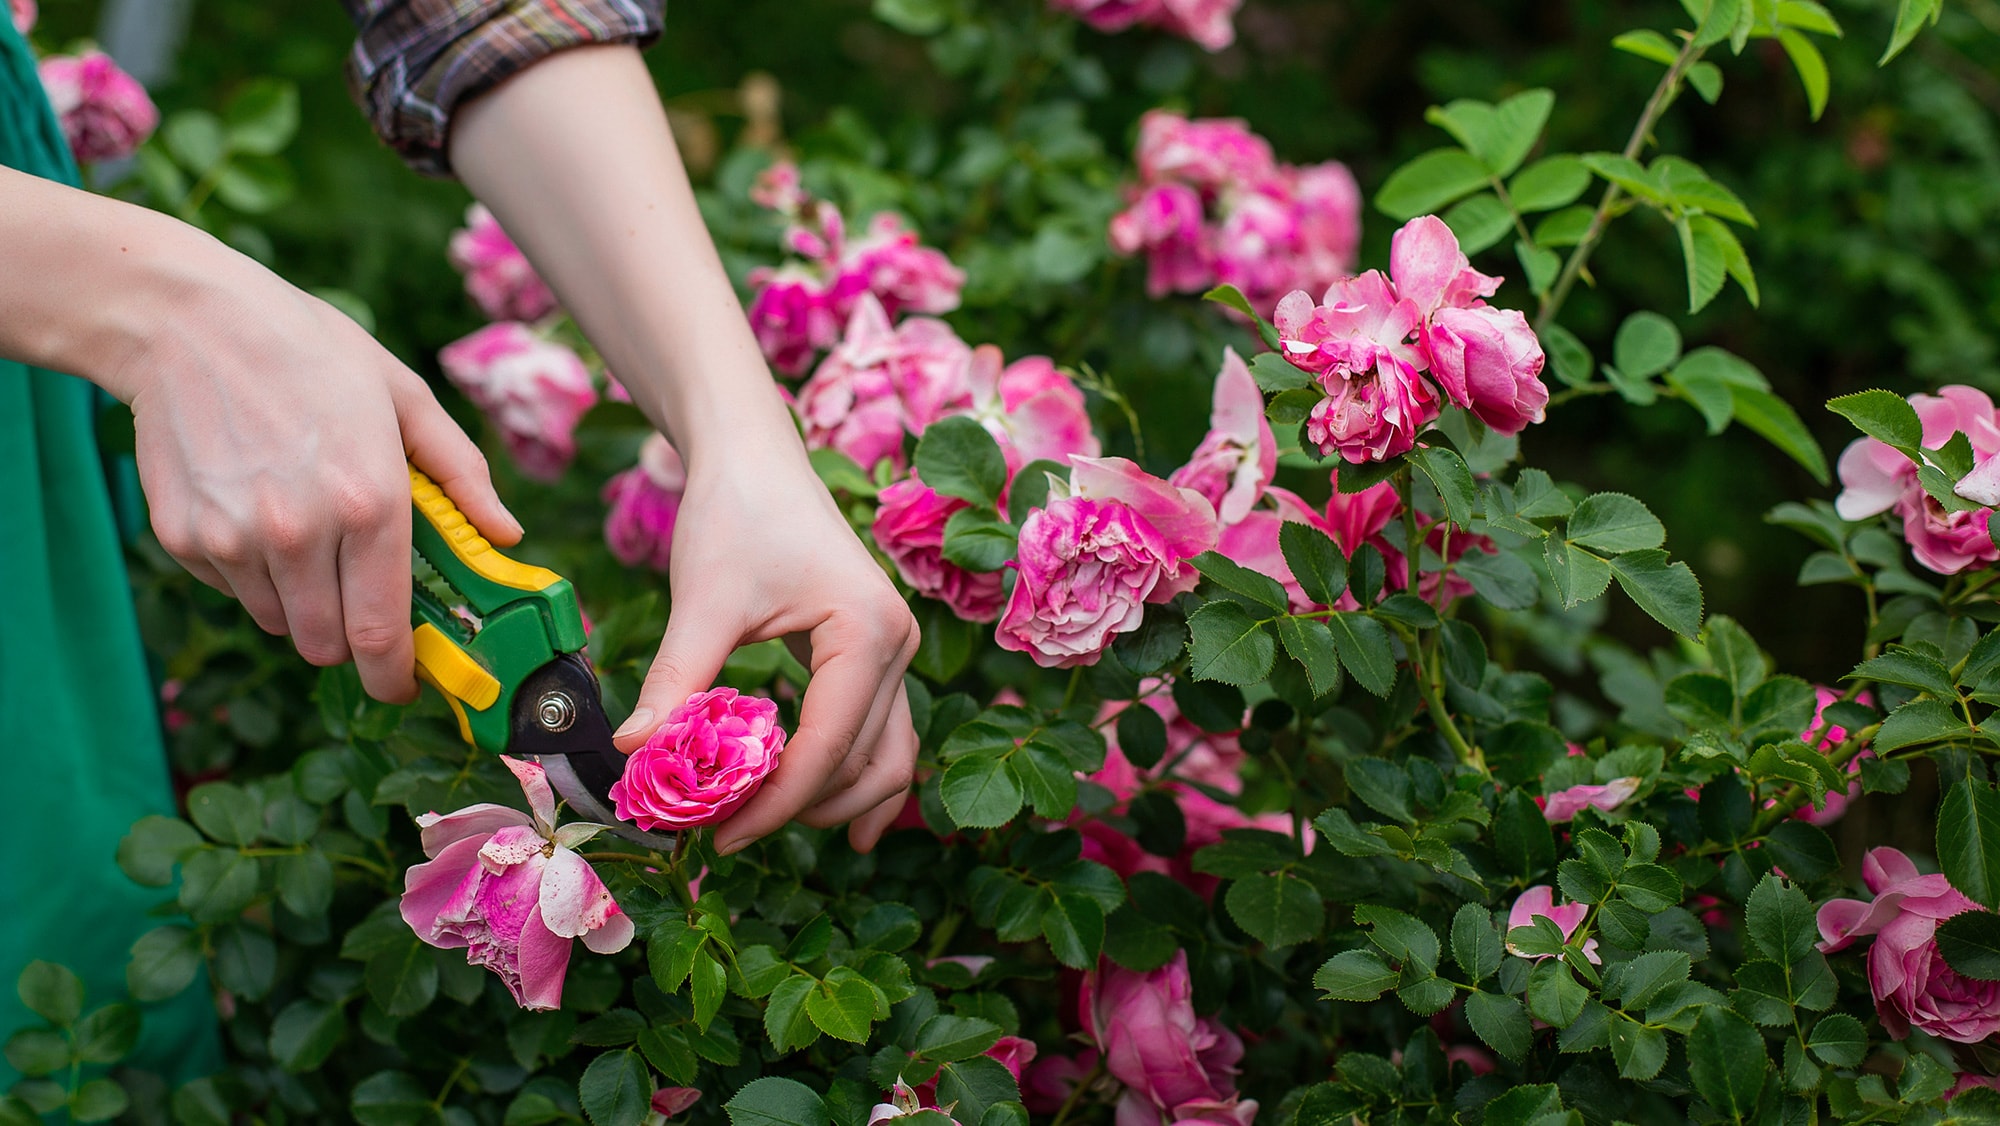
[116,235,521,704]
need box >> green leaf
[1881,0,1943,63]
[1777,28,1830,120]
[1494,788,1556,878]
[1201,287,1281,350]
[1853,647,1958,699]
[366,938,439,1018]
[1609,550,1704,637]
[351,1071,433,1126]
[126,926,202,1003]
[1458,548,1541,610]
[1410,446,1477,528]
[186,782,262,846]
[1280,522,1348,606]
[1327,612,1396,697]
[1746,875,1819,964]
[1463,991,1532,1062]
[874,0,951,34]
[1345,758,1415,824]
[1186,600,1277,686]
[1609,1014,1669,1080]
[1677,214,1728,313]
[941,754,1025,829]
[1779,1,1842,35]
[223,79,299,155]
[1225,872,1325,948]
[116,816,203,887]
[1442,193,1514,255]
[914,416,1008,506]
[1508,155,1592,212]
[1689,1007,1768,1117]
[1806,1013,1867,1067]
[1879,698,1970,752]
[1613,28,1680,64]
[1541,324,1594,388]
[1516,238,1561,295]
[1313,950,1398,1002]
[1533,206,1596,250]
[1613,312,1683,379]
[1686,61,1725,102]
[1040,893,1105,969]
[933,1056,1020,1126]
[914,1015,1004,1062]
[763,975,819,1053]
[4,1029,67,1078]
[727,1078,829,1126]
[269,999,345,1073]
[164,109,226,174]
[1247,351,1311,394]
[71,1004,139,1066]
[1568,493,1667,553]
[1526,959,1588,1026]
[16,961,82,1027]
[1192,551,1291,611]
[941,510,1017,573]
[1705,615,1768,701]
[805,971,878,1043]
[1375,148,1491,220]
[1115,703,1169,769]
[1730,385,1831,484]
[1936,911,2000,981]
[1828,389,1922,450]
[1426,89,1555,178]
[1276,617,1343,697]
[1451,903,1504,983]
[1941,781,2000,909]
[1357,904,1441,970]
[1582,153,1664,203]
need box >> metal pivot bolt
[536,691,576,733]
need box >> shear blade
[510,653,678,851]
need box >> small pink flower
[1155,0,1243,50]
[10,0,34,34]
[872,476,1007,623]
[996,458,1219,668]
[38,50,157,164]
[746,264,841,377]
[401,758,634,1011]
[839,212,965,321]
[1275,273,1439,463]
[1134,111,1275,191]
[750,160,807,214]
[438,323,597,481]
[1818,847,2000,1043]
[610,688,786,831]
[1835,385,2000,576]
[652,1089,702,1118]
[796,295,973,473]
[1505,885,1600,965]
[1170,349,1277,526]
[1388,215,1501,319]
[448,204,557,323]
[1109,183,1214,299]
[1792,686,1869,825]
[1082,952,1254,1126]
[1422,305,1548,436]
[1540,777,1641,823]
[601,433,684,572]
[964,347,1101,475]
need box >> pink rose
[747,264,840,377]
[1792,686,1868,825]
[448,204,557,323]
[1321,480,1404,556]
[38,50,157,164]
[1422,305,1549,436]
[1817,846,2000,1043]
[1022,1050,1100,1114]
[1540,777,1640,823]
[872,476,1007,623]
[610,688,786,831]
[1170,349,1277,526]
[1109,183,1215,299]
[1836,385,2000,576]
[1210,185,1301,311]
[651,1088,703,1118]
[965,347,1102,474]
[601,433,685,572]
[1048,0,1159,35]
[438,323,597,481]
[750,160,807,214]
[1082,952,1254,1126]
[796,294,973,472]
[839,212,965,320]
[1505,885,1600,965]
[400,757,634,1011]
[1155,0,1243,50]
[1213,487,1339,612]
[997,458,1219,668]
[10,0,34,34]
[1133,111,1275,192]
[1275,272,1439,463]
[1388,215,1501,319]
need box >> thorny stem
[1534,34,1709,334]
[1397,624,1485,773]
[1048,1056,1109,1126]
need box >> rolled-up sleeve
[339,0,665,177]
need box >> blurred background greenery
[31,0,2000,683]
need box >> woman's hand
[611,441,920,855]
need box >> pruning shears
[406,465,674,849]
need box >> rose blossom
[1109,183,1213,298]
[842,212,966,320]
[795,294,973,473]
[1504,885,1600,965]
[401,757,634,1010]
[38,50,157,164]
[1082,951,1257,1126]
[872,476,1007,622]
[1049,0,1244,50]
[651,1089,702,1118]
[1275,271,1438,463]
[1540,777,1641,823]
[1171,349,1277,526]
[1817,846,2000,1043]
[610,688,786,831]
[996,457,1218,668]
[1213,487,1338,612]
[601,433,685,572]
[1422,305,1548,435]
[448,204,558,323]
[746,264,841,377]
[1836,385,2000,575]
[438,323,597,481]
[1134,111,1275,190]
[10,0,34,34]
[963,346,1101,474]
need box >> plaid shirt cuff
[341,0,666,178]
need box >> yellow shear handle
[409,466,562,594]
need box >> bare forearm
[0,165,242,399]
[446,45,797,469]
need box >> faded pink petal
[1070,456,1221,561]
[438,323,596,481]
[449,204,557,323]
[501,755,557,829]
[414,805,533,857]
[1169,349,1276,526]
[653,1088,704,1118]
[1540,777,1641,823]
[1388,215,1499,317]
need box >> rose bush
[19,3,2000,1126]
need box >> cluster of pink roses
[1049,0,1244,54]
[1110,111,1360,317]
[746,162,964,376]
[1276,216,1548,463]
[37,46,157,166]
[1836,384,2000,575]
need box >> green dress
[0,20,220,1087]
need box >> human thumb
[397,378,524,547]
[615,611,739,753]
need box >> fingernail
[613,708,654,741]
[714,835,743,856]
